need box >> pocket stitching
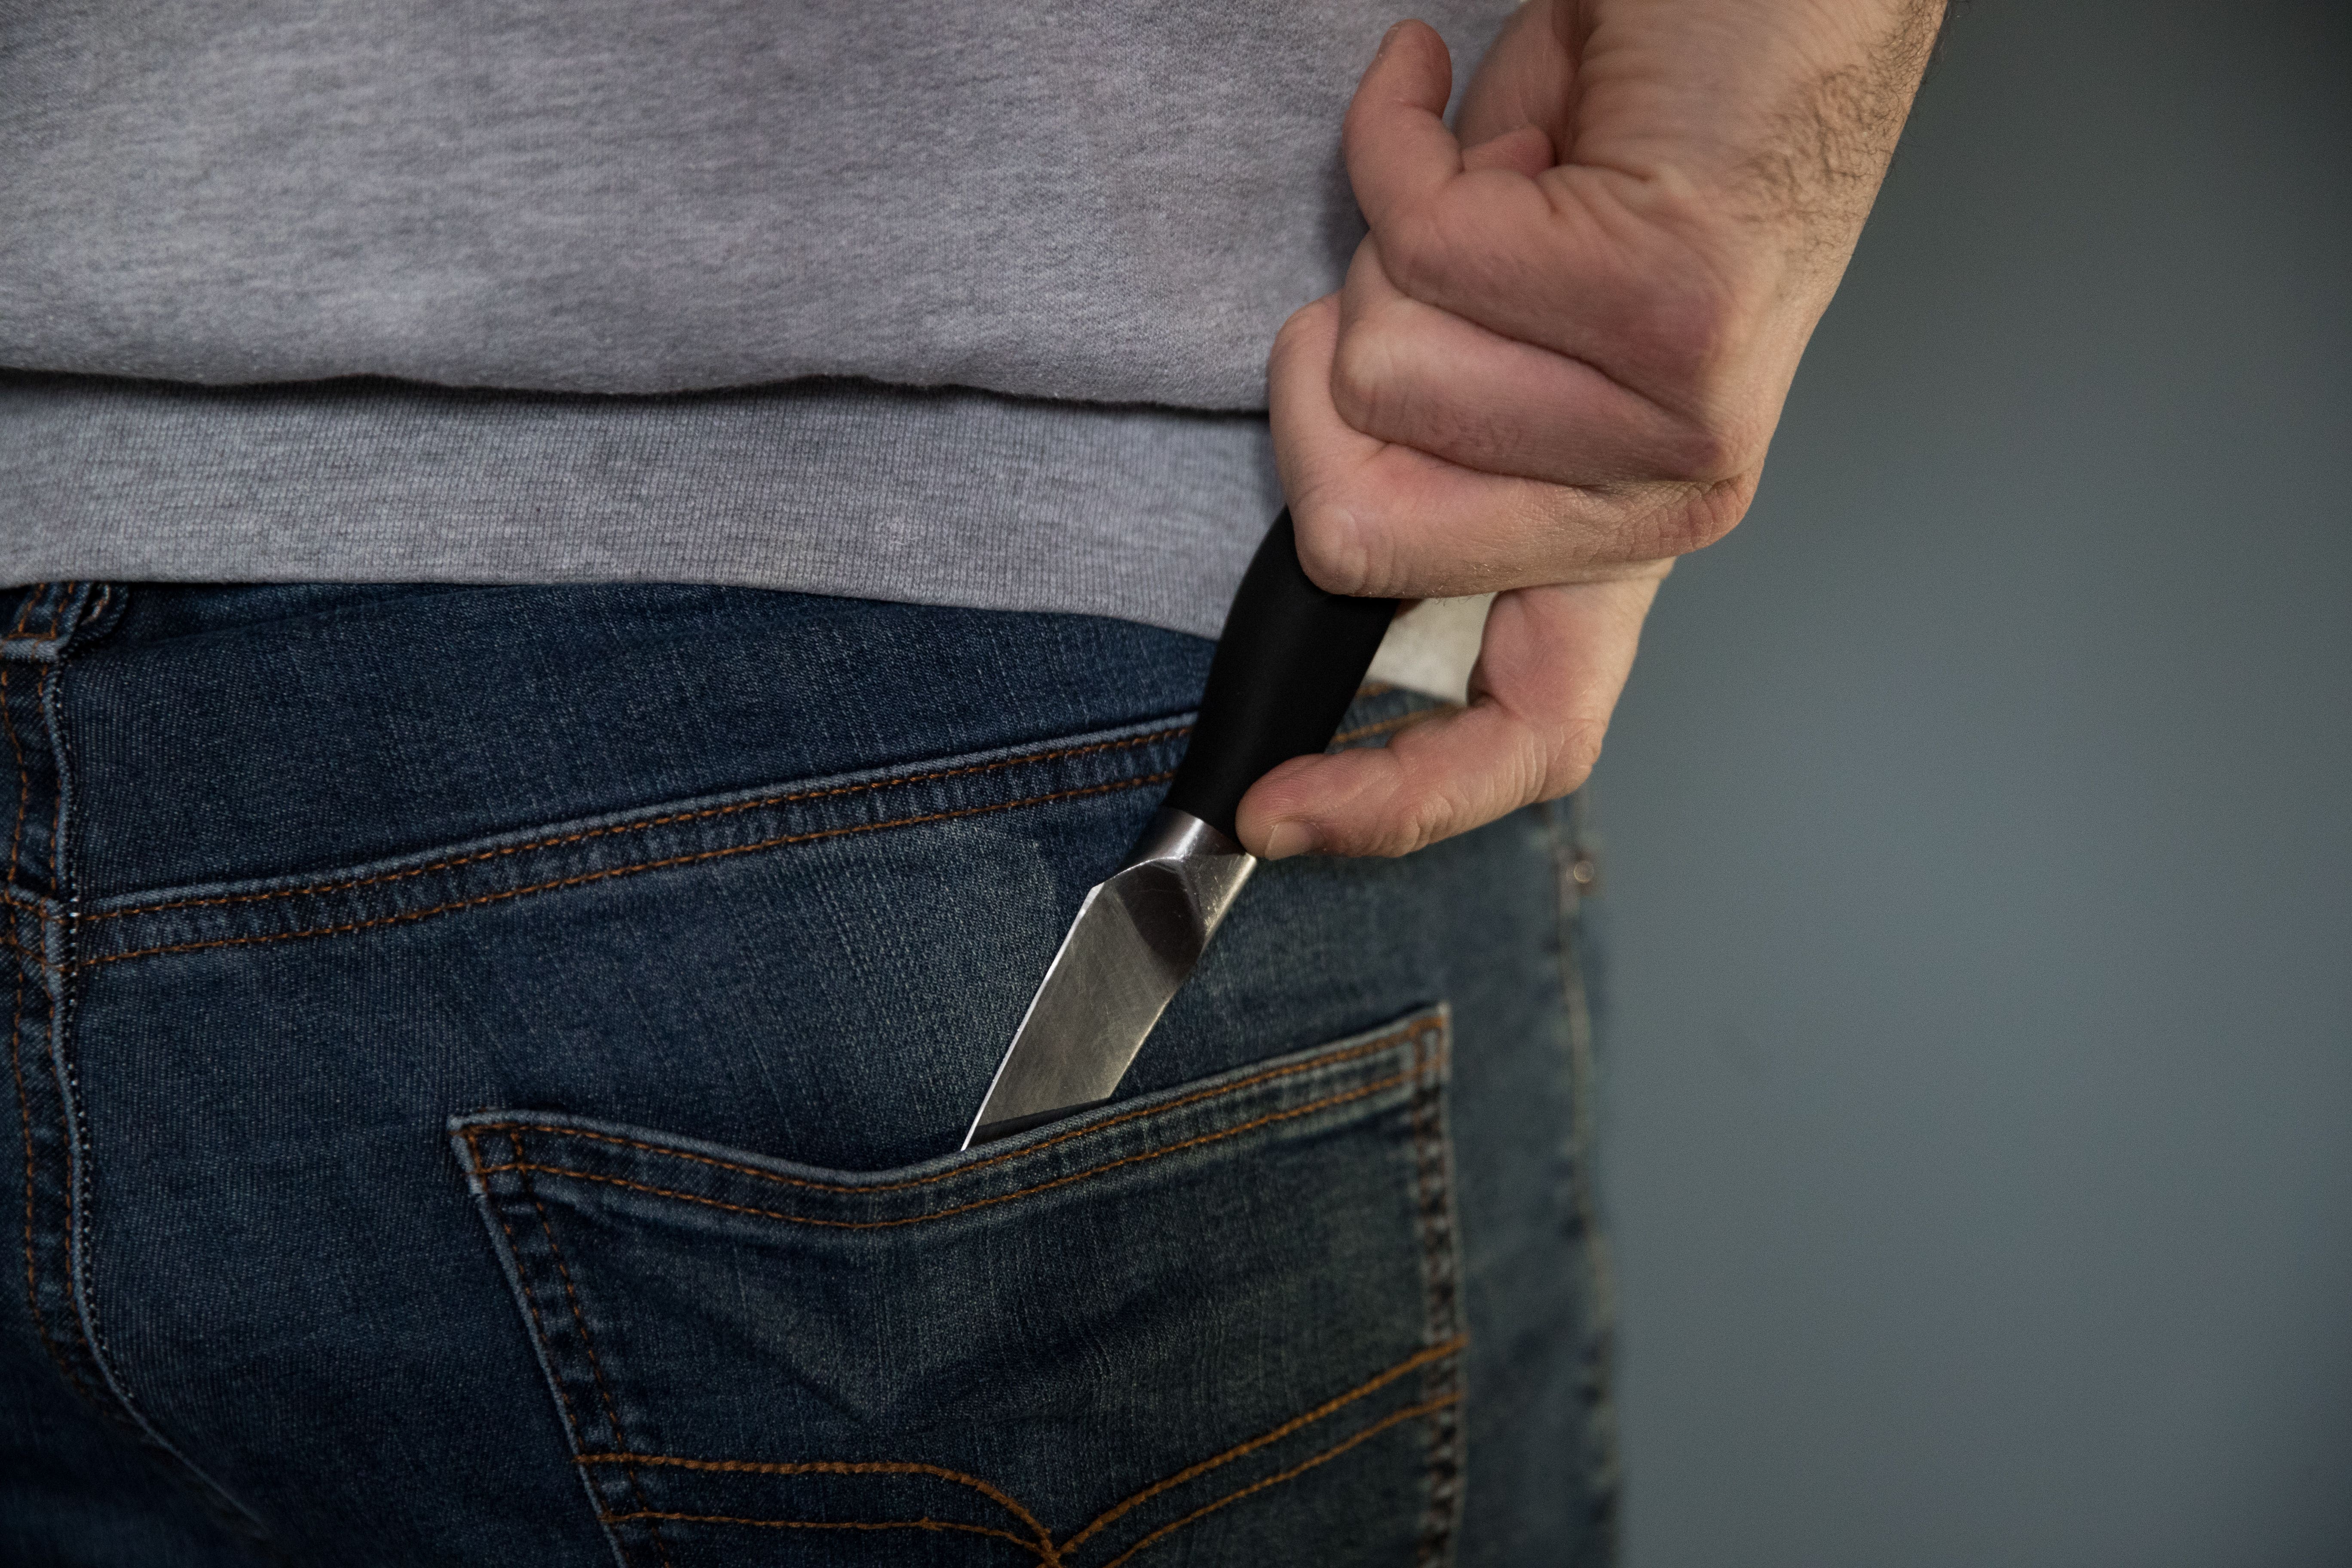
[517,1147,678,1568]
[483,1129,674,1568]
[570,1335,1470,1568]
[1054,1334,1464,1559]
[587,1457,1059,1560]
[88,724,1191,925]
[587,1508,1041,1551]
[462,1009,1461,1562]
[468,1014,1445,1200]
[84,769,1177,971]
[462,1044,1440,1234]
[1408,1022,1466,1565]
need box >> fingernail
[1376,21,1406,56]
[1262,822,1316,861]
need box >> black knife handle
[1163,510,1399,842]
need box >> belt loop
[0,582,123,664]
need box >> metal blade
[962,809,1256,1148]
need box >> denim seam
[586,1458,1059,1560]
[1409,1023,1465,1568]
[592,1510,1039,1549]
[6,581,66,641]
[1545,797,1622,1546]
[481,1017,1461,1562]
[580,1401,1464,1568]
[81,689,1428,966]
[471,1129,637,1568]
[571,1338,1468,1568]
[470,1020,1441,1200]
[1057,1333,1467,1559]
[5,653,84,1396]
[3,582,276,1547]
[478,1137,591,1438]
[9,604,105,1406]
[81,768,1178,971]
[86,726,1191,925]
[517,1152,674,1568]
[4,665,29,882]
[1093,1395,1459,1568]
[12,928,85,1398]
[471,1063,1436,1233]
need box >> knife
[960,509,1397,1148]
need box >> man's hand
[1237,0,1944,860]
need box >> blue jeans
[0,581,1615,1566]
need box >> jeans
[0,580,1615,1566]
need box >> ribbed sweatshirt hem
[0,372,1281,640]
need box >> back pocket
[450,1008,1461,1568]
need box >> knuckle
[1290,506,1374,597]
[1394,790,1465,857]
[1270,297,1334,369]
[1376,207,1460,303]
[1273,297,1325,348]
[1616,263,1762,438]
[1545,720,1608,798]
[1643,475,1755,558]
[1326,326,1393,435]
[1660,413,1753,484]
[1654,286,1745,384]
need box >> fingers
[1340,21,1461,236]
[1269,293,1751,598]
[1341,21,1757,440]
[1333,239,1744,486]
[1233,576,1661,860]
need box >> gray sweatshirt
[0,0,1508,637]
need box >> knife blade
[961,509,1397,1148]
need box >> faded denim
[0,581,1614,1566]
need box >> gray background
[1590,3,2352,1563]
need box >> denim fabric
[0,581,1615,1566]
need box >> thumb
[1455,0,1579,154]
[1341,20,1462,234]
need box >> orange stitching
[1061,1335,1467,1557]
[3,666,26,886]
[38,667,55,898]
[6,586,40,641]
[12,962,86,1399]
[1406,1025,1464,1565]
[0,673,55,937]
[4,654,86,1399]
[474,1018,1444,1200]
[566,1338,1468,1565]
[1096,1393,1460,1568]
[81,771,1174,970]
[46,585,71,641]
[577,1456,1058,1562]
[475,1008,1453,1561]
[88,726,1190,924]
[474,1129,661,1567]
[520,1145,672,1568]
[471,1063,1438,1232]
[594,1510,1044,1553]
[464,1130,587,1442]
